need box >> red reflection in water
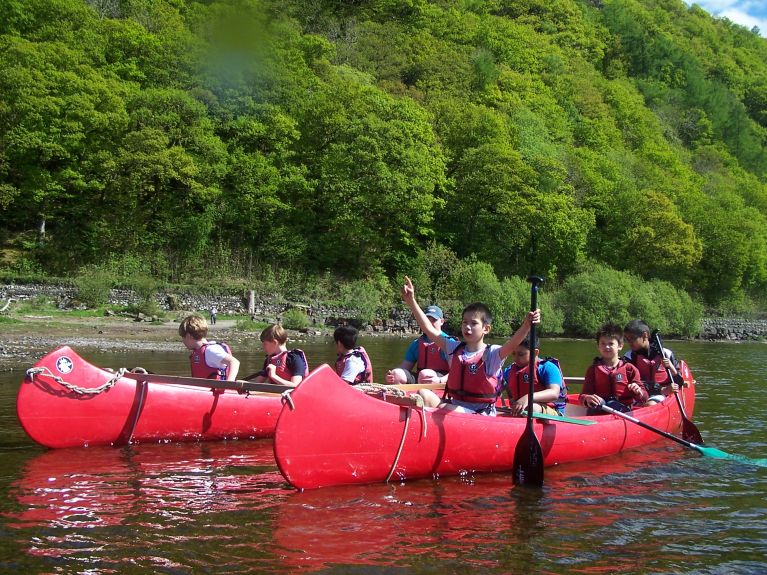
[274,443,687,573]
[9,440,290,530]
[8,439,690,573]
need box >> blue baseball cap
[424,305,443,320]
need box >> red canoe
[17,346,283,448]
[273,364,697,489]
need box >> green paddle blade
[694,445,767,467]
[522,411,596,426]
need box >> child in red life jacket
[333,325,374,385]
[579,323,647,414]
[178,315,240,381]
[400,276,539,416]
[250,324,309,388]
[502,338,567,416]
[622,319,680,405]
[384,304,455,386]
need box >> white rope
[26,366,126,395]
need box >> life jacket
[625,349,670,395]
[189,341,232,380]
[589,358,638,407]
[335,346,373,385]
[264,349,309,381]
[416,336,450,374]
[504,358,568,410]
[445,343,499,403]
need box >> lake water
[0,337,765,574]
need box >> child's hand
[581,394,603,408]
[385,369,397,384]
[265,364,277,381]
[401,276,416,304]
[628,382,643,396]
[525,309,541,325]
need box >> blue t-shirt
[404,332,452,366]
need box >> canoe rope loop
[25,366,127,395]
[356,383,428,440]
[281,389,296,411]
[386,406,412,483]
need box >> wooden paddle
[651,330,704,444]
[512,275,545,487]
[600,403,767,466]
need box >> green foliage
[338,274,394,325]
[282,307,310,331]
[74,266,115,308]
[0,0,765,315]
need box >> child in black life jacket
[251,324,309,387]
[178,315,240,381]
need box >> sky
[688,1,767,36]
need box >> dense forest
[1,0,766,332]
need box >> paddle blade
[694,445,767,467]
[681,419,704,445]
[512,423,544,487]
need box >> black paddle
[651,331,704,444]
[600,403,767,467]
[513,275,545,487]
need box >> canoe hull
[273,364,697,489]
[17,346,282,448]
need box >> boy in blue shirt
[501,338,567,416]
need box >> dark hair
[624,319,650,337]
[596,323,624,345]
[462,302,492,326]
[333,325,358,350]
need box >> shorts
[539,404,560,416]
[647,394,665,403]
[446,398,496,416]
[402,370,448,385]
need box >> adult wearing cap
[385,305,455,386]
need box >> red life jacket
[264,349,309,381]
[446,343,499,403]
[589,359,639,407]
[189,341,232,380]
[627,351,669,385]
[335,347,373,385]
[417,336,450,373]
[505,358,566,399]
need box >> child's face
[512,346,531,367]
[461,311,490,343]
[624,331,649,352]
[597,335,622,361]
[180,333,201,351]
[261,339,279,355]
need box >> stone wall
[0,283,423,334]
[3,283,765,339]
[699,318,767,341]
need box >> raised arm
[401,276,444,347]
[498,309,540,361]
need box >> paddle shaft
[513,275,545,486]
[601,404,701,451]
[652,331,704,444]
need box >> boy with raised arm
[401,276,539,416]
[385,304,454,386]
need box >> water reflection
[1,340,766,574]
